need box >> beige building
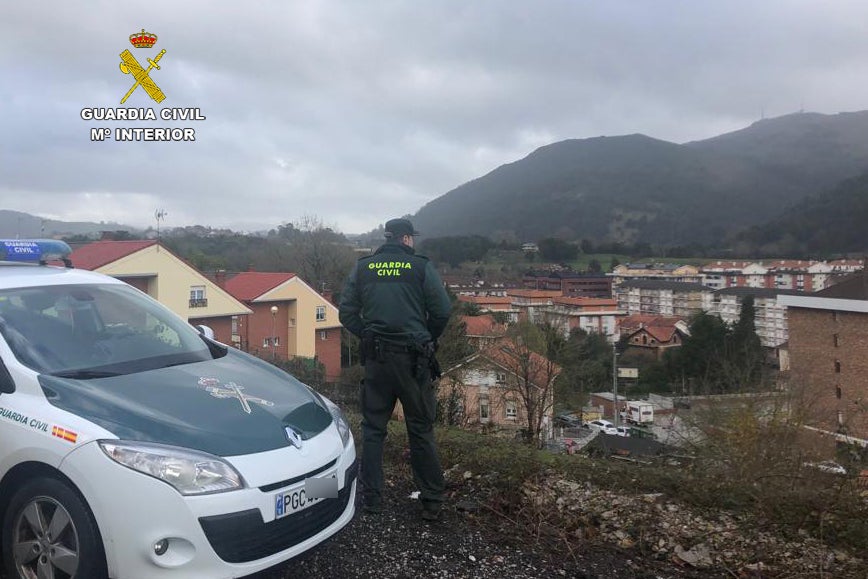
[69,240,250,326]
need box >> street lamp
[270,305,278,362]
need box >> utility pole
[612,344,619,428]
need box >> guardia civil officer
[339,218,452,521]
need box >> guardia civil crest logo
[118,28,166,104]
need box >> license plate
[274,472,337,519]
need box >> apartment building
[708,287,801,348]
[615,280,710,318]
[506,289,564,324]
[699,259,862,292]
[543,297,623,342]
[780,274,868,446]
[610,263,701,288]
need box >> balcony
[189,298,209,308]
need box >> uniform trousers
[360,349,445,509]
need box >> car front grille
[199,459,358,563]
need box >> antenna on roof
[154,209,167,245]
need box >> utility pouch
[429,355,442,380]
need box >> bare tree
[265,215,357,296]
[492,322,563,447]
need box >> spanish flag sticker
[52,426,78,444]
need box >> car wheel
[1,477,107,579]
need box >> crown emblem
[129,28,158,48]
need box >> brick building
[523,270,612,298]
[220,272,343,382]
[780,275,868,447]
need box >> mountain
[0,210,137,239]
[411,111,868,246]
[734,171,868,256]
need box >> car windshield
[0,283,218,376]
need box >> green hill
[412,111,868,248]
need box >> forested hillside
[412,111,868,249]
[735,172,868,256]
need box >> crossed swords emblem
[199,378,275,415]
[118,48,166,104]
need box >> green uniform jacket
[339,241,451,343]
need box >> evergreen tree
[724,295,764,390]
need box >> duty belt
[377,341,414,354]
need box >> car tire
[1,476,107,579]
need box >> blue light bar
[0,239,72,264]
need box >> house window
[505,400,517,419]
[320,330,328,340]
[495,372,506,385]
[833,333,839,347]
[273,337,279,346]
[263,338,270,348]
[189,285,207,308]
[480,402,490,421]
[836,385,842,400]
[231,316,238,334]
[835,359,841,374]
[316,306,326,322]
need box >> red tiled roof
[462,315,508,337]
[458,295,513,305]
[552,297,617,308]
[69,240,158,270]
[479,340,562,387]
[506,289,563,298]
[764,259,814,271]
[642,325,678,343]
[700,260,754,271]
[619,314,684,334]
[224,272,297,301]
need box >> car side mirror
[196,325,215,340]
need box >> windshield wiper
[50,369,123,379]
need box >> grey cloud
[3,1,868,232]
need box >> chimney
[215,269,226,288]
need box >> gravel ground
[250,476,714,579]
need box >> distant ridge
[0,210,136,239]
[411,111,868,247]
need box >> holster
[412,341,441,381]
[360,331,377,366]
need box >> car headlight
[324,399,352,447]
[98,441,245,495]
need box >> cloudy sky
[3,1,868,235]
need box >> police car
[0,240,357,578]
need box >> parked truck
[625,401,654,425]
